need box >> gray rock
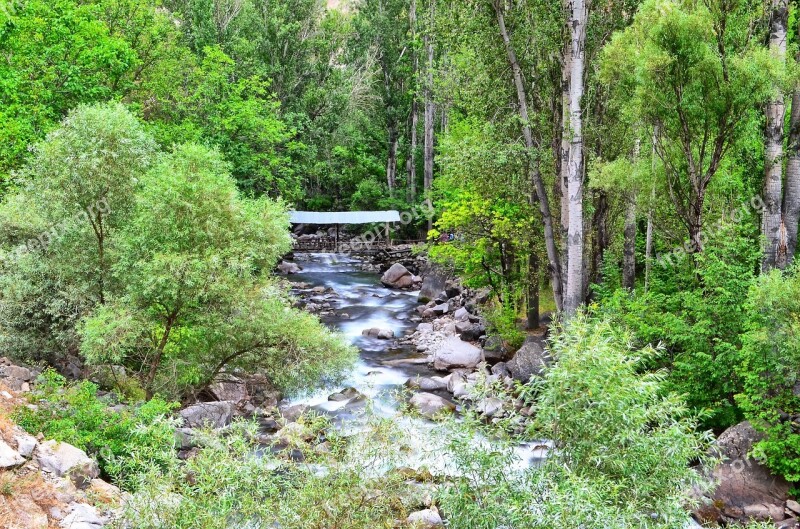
[0,439,24,469]
[453,307,470,321]
[59,503,105,529]
[416,322,434,333]
[406,376,449,391]
[1,364,33,381]
[459,323,485,342]
[175,428,198,450]
[381,263,415,288]
[280,403,308,422]
[476,397,504,418]
[35,441,99,488]
[328,387,365,402]
[432,303,449,315]
[418,264,450,303]
[475,287,491,304]
[433,337,483,371]
[490,362,511,378]
[407,508,444,527]
[207,377,248,403]
[695,421,790,524]
[483,335,509,361]
[506,338,551,382]
[409,392,456,419]
[277,260,302,275]
[14,432,38,458]
[444,280,462,299]
[179,401,236,429]
[361,327,395,339]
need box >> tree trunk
[494,2,563,311]
[784,75,800,267]
[762,0,788,272]
[622,195,636,289]
[386,123,398,191]
[560,41,571,298]
[623,138,640,290]
[527,253,540,329]
[564,0,587,316]
[408,0,418,202]
[590,190,608,288]
[423,0,435,230]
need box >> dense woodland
[1,0,800,527]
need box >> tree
[602,0,775,255]
[80,143,354,398]
[761,0,788,271]
[0,0,139,185]
[0,103,155,362]
[563,0,588,315]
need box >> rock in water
[433,337,483,370]
[409,392,456,419]
[361,327,395,339]
[380,263,415,288]
[277,260,302,275]
[505,337,551,382]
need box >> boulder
[433,337,483,371]
[279,403,308,423]
[277,260,302,275]
[409,392,456,419]
[453,307,470,322]
[695,421,791,525]
[14,432,38,458]
[381,263,415,289]
[458,323,485,342]
[406,508,444,528]
[328,387,365,402]
[179,401,236,429]
[59,503,105,529]
[35,440,99,488]
[362,327,395,339]
[0,439,24,469]
[432,303,449,315]
[490,362,511,378]
[416,322,434,334]
[444,280,462,299]
[505,337,551,382]
[89,478,123,504]
[482,335,509,362]
[406,376,449,391]
[475,287,491,304]
[476,397,504,418]
[418,264,450,303]
[207,377,248,403]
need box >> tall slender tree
[762,0,788,271]
[564,0,588,315]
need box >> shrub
[736,267,800,481]
[120,418,421,529]
[14,370,178,490]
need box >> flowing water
[284,252,548,472]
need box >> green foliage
[14,370,178,490]
[120,418,420,529]
[0,102,155,362]
[483,303,525,350]
[438,315,712,528]
[597,224,761,430]
[0,103,356,400]
[736,267,800,481]
[78,141,354,398]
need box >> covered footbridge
[289,210,403,253]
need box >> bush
[736,267,800,481]
[596,227,760,430]
[120,418,421,529]
[14,370,178,490]
[438,315,713,528]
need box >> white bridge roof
[288,210,401,224]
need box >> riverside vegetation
[0,0,799,527]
